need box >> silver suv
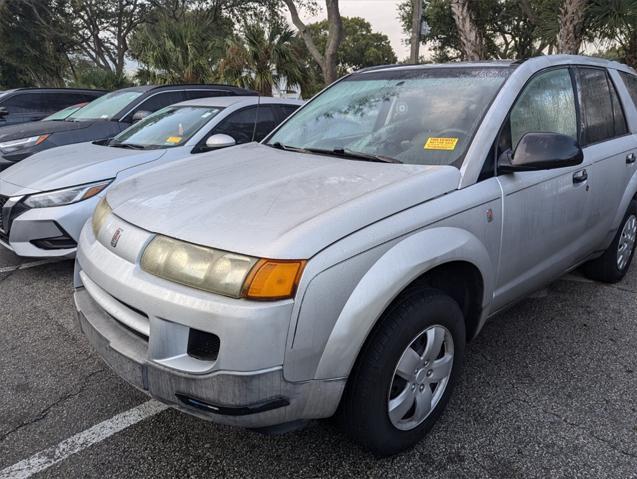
[74,55,637,456]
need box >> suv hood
[0,141,166,193]
[0,119,95,142]
[108,143,461,259]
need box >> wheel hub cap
[387,325,454,431]
[617,215,637,271]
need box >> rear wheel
[338,288,465,456]
[583,200,637,283]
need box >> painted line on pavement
[0,400,168,479]
[0,259,65,274]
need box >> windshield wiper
[268,142,311,154]
[109,142,146,150]
[305,147,402,164]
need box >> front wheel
[583,200,637,283]
[337,288,465,456]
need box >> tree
[556,0,588,53]
[587,0,637,67]
[409,0,423,63]
[284,0,344,85]
[218,22,309,95]
[130,4,232,83]
[0,0,75,86]
[449,0,486,60]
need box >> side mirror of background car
[131,110,151,123]
[0,107,9,118]
[498,132,583,173]
[205,134,236,150]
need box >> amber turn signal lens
[243,259,306,300]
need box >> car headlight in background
[23,179,113,209]
[92,196,112,236]
[0,134,49,153]
[141,235,306,300]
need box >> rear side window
[620,71,637,106]
[509,68,577,149]
[576,67,626,144]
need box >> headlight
[23,179,112,209]
[0,134,49,153]
[141,235,306,300]
[92,196,112,236]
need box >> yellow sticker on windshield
[424,137,458,151]
[166,136,182,144]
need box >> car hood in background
[0,142,167,193]
[0,119,96,142]
[108,143,461,259]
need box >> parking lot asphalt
[0,247,635,479]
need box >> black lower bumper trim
[175,393,289,416]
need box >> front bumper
[74,220,345,427]
[0,194,99,258]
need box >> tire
[337,287,465,457]
[583,200,637,283]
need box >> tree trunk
[284,0,343,85]
[556,0,587,54]
[409,0,422,64]
[450,0,485,60]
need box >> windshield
[267,67,510,167]
[43,103,87,121]
[111,105,223,149]
[68,90,143,121]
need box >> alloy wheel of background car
[388,325,454,431]
[617,214,636,271]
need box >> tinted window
[620,71,637,106]
[134,91,185,115]
[509,68,577,149]
[609,76,628,137]
[2,93,44,114]
[212,107,258,144]
[576,67,615,144]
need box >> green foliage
[218,22,309,95]
[129,5,232,84]
[298,16,397,95]
[67,61,133,89]
[587,0,637,67]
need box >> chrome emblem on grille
[111,228,123,248]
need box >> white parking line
[0,400,168,479]
[0,259,64,274]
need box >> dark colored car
[0,84,256,170]
[0,88,106,128]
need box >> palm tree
[218,23,309,96]
[588,0,637,67]
[557,0,588,54]
[449,0,486,60]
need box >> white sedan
[0,96,302,257]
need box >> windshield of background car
[267,67,510,167]
[112,105,223,148]
[43,103,86,121]
[68,90,143,121]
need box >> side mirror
[131,110,151,123]
[205,134,236,150]
[0,107,9,118]
[499,132,583,173]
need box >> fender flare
[313,226,494,380]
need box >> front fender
[313,226,493,380]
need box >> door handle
[573,169,588,183]
[627,153,636,164]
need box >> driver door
[492,67,591,310]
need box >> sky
[285,0,409,61]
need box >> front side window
[267,67,510,167]
[68,90,143,121]
[111,106,223,149]
[509,68,577,149]
[211,107,259,144]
